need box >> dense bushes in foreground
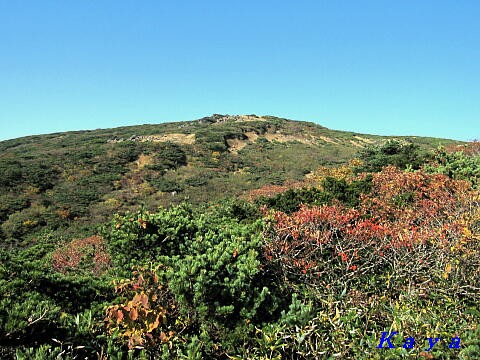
[1,157,479,358]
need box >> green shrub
[1,205,48,239]
[147,142,187,172]
[355,140,429,173]
[257,175,372,213]
[425,147,480,187]
[104,204,197,267]
[103,203,288,357]
[0,159,23,190]
[147,177,185,193]
[0,238,112,351]
[0,194,30,223]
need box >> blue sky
[0,1,479,141]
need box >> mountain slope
[0,114,460,248]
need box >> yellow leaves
[25,185,40,195]
[147,315,161,333]
[22,219,38,227]
[462,227,472,239]
[385,273,393,288]
[107,294,170,348]
[311,164,355,185]
[331,307,340,323]
[348,158,363,168]
[57,209,71,219]
[443,263,452,279]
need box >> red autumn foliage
[51,235,111,275]
[444,140,480,156]
[359,166,471,246]
[262,167,479,296]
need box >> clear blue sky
[1,1,479,141]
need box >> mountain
[2,114,479,360]
[0,114,460,248]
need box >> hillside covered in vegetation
[1,115,478,359]
[0,114,458,250]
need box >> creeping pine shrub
[355,140,429,173]
[144,142,187,173]
[424,144,480,188]
[104,202,288,357]
[0,242,63,343]
[104,204,198,268]
[255,175,372,213]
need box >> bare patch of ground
[226,138,249,152]
[226,130,325,152]
[353,136,374,144]
[108,133,196,144]
[244,131,259,141]
[135,154,153,169]
[153,133,196,144]
[213,114,267,124]
[349,140,365,148]
[263,133,316,145]
[318,136,339,144]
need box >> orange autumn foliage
[105,266,178,349]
